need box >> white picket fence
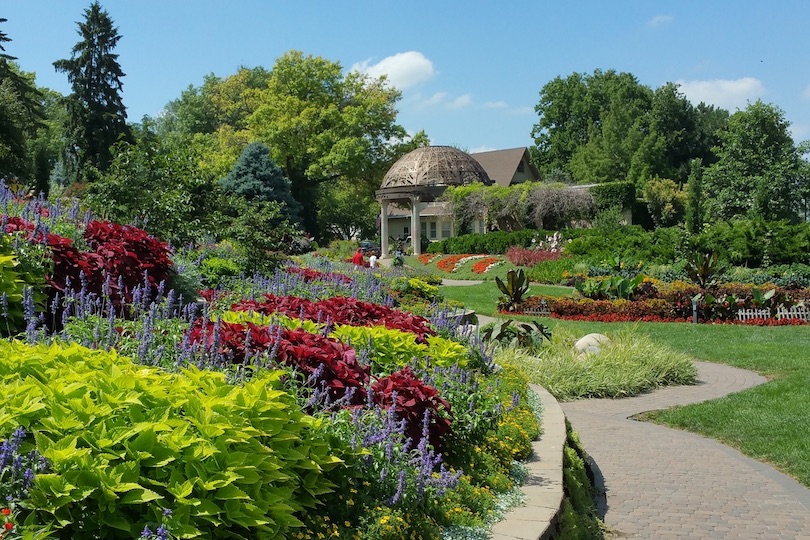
[737,306,810,322]
[520,299,551,317]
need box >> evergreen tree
[220,142,302,224]
[0,18,44,181]
[53,2,131,181]
[685,158,704,234]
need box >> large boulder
[574,333,611,357]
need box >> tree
[86,120,217,244]
[220,142,302,224]
[642,177,687,228]
[685,158,704,234]
[530,71,730,190]
[54,2,131,181]
[0,19,45,182]
[249,51,408,239]
[316,180,378,241]
[703,100,802,222]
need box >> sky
[3,1,810,153]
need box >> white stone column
[410,196,422,256]
[379,200,389,258]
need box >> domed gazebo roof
[377,145,492,202]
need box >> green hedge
[427,229,552,255]
[589,181,635,211]
[1,341,343,539]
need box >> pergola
[376,146,492,257]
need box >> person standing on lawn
[368,250,378,268]
[352,248,365,267]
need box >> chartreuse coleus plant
[220,310,469,374]
[0,340,348,539]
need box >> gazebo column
[410,195,422,256]
[379,200,389,259]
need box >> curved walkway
[561,361,810,539]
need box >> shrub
[0,340,343,539]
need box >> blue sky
[4,1,810,152]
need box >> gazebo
[376,146,492,256]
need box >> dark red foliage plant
[371,366,452,451]
[231,294,436,343]
[186,319,370,406]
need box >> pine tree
[53,2,131,181]
[220,142,303,224]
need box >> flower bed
[515,281,810,325]
[436,254,486,273]
[472,256,504,274]
[0,194,539,539]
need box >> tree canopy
[530,69,727,189]
[0,18,45,182]
[703,100,803,222]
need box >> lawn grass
[440,281,575,315]
[440,280,810,488]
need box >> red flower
[4,521,12,530]
[0,508,9,516]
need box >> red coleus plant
[83,220,173,302]
[4,216,173,316]
[187,319,370,406]
[231,294,436,343]
[372,366,452,451]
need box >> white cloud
[647,14,673,27]
[448,94,473,109]
[350,51,435,90]
[483,101,508,109]
[676,77,766,111]
[412,92,475,111]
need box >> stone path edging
[491,384,567,540]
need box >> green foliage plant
[685,251,719,287]
[495,269,531,312]
[0,235,48,336]
[0,340,344,539]
[481,319,552,355]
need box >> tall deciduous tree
[249,50,408,239]
[530,71,727,190]
[54,2,130,181]
[703,100,802,222]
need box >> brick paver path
[561,361,810,539]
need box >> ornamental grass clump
[498,328,697,401]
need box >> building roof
[470,147,540,187]
[380,146,492,191]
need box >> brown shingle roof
[470,147,540,187]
